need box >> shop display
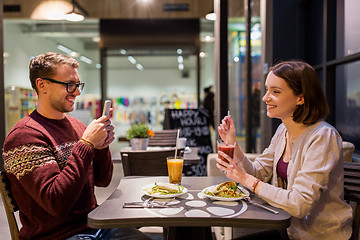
[5,86,37,134]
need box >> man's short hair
[29,52,79,93]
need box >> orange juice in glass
[167,157,184,184]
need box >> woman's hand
[218,115,236,144]
[218,117,245,164]
[216,149,249,186]
[216,146,263,194]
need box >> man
[2,52,149,240]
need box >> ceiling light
[199,52,208,58]
[70,52,79,57]
[80,56,93,64]
[205,1,216,21]
[57,44,73,54]
[31,1,72,20]
[64,12,84,22]
[205,12,216,21]
[200,35,215,42]
[136,63,144,70]
[92,37,100,43]
[57,44,79,57]
[64,0,88,22]
[177,56,183,63]
[178,63,184,71]
[128,56,137,64]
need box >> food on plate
[144,183,184,195]
[204,181,246,198]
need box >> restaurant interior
[0,0,359,239]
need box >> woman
[217,60,352,239]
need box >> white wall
[107,69,196,97]
[3,21,93,91]
[3,20,215,100]
[3,20,215,157]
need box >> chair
[148,130,178,147]
[344,162,360,240]
[343,141,355,162]
[0,171,20,240]
[120,148,177,176]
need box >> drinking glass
[217,139,235,166]
[167,156,184,184]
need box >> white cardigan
[241,121,353,240]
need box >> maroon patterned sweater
[2,110,113,240]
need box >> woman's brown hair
[269,60,329,125]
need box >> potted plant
[126,123,154,150]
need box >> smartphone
[102,100,112,116]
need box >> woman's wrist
[250,179,260,193]
[235,154,245,166]
[245,174,261,193]
[228,138,236,145]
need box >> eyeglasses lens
[67,83,84,93]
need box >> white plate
[142,183,188,198]
[201,184,250,201]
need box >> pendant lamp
[64,0,88,22]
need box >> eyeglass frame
[41,77,85,93]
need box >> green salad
[204,181,246,198]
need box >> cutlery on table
[123,202,168,208]
[123,198,175,208]
[244,197,279,215]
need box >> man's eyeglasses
[41,78,85,93]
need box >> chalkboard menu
[163,108,213,176]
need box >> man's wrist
[79,138,94,149]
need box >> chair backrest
[0,171,20,240]
[344,162,360,240]
[343,141,355,162]
[148,130,178,147]
[120,149,177,176]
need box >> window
[336,0,360,57]
[336,62,360,153]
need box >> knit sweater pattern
[2,110,113,240]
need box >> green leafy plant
[126,123,154,140]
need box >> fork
[162,197,175,206]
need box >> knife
[123,202,171,208]
[244,197,279,214]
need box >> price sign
[164,109,213,176]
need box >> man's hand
[81,109,115,149]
